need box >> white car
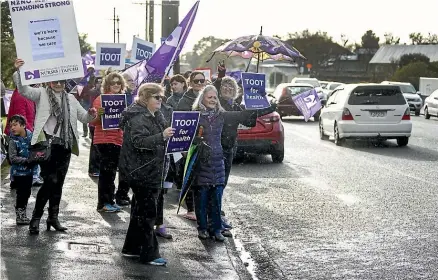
[290,77,326,104]
[424,89,438,119]
[381,81,423,116]
[319,84,412,147]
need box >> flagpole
[160,1,199,84]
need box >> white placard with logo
[130,36,156,63]
[95,43,126,70]
[9,0,84,85]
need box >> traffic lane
[224,119,438,279]
[281,117,438,187]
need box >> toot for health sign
[95,43,126,70]
[130,36,156,63]
[9,0,84,85]
[241,72,270,109]
[166,112,200,154]
[101,94,127,130]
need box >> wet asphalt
[1,116,437,280]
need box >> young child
[8,115,34,225]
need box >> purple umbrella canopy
[212,34,306,62]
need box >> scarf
[47,87,73,150]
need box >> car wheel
[319,119,328,140]
[424,107,431,119]
[397,137,409,147]
[271,148,284,163]
[415,110,420,116]
[233,150,244,163]
[313,110,321,121]
[334,123,344,146]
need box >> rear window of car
[329,83,342,90]
[286,86,313,95]
[348,87,406,105]
[294,79,320,87]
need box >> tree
[78,33,93,55]
[409,32,424,45]
[1,1,17,88]
[383,32,400,45]
[285,30,352,72]
[361,30,380,49]
[399,53,430,68]
[392,62,432,89]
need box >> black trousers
[155,189,166,226]
[223,148,235,187]
[33,144,71,217]
[115,179,130,200]
[14,175,33,209]
[88,127,100,174]
[96,143,120,207]
[123,185,160,263]
[82,123,88,136]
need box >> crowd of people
[4,58,276,266]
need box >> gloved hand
[217,60,226,78]
[98,107,105,116]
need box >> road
[224,116,438,280]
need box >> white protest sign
[9,0,84,85]
[195,68,212,81]
[95,43,126,70]
[130,36,156,63]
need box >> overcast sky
[73,0,438,53]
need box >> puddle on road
[233,237,259,280]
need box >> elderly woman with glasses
[91,71,127,213]
[13,59,98,234]
[118,83,175,266]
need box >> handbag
[29,138,52,163]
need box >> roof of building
[369,45,438,64]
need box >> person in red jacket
[4,88,35,135]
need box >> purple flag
[292,88,322,122]
[144,1,200,83]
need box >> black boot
[46,205,67,231]
[15,207,30,225]
[29,208,42,234]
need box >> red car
[236,111,285,163]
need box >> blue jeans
[194,185,224,234]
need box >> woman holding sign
[118,83,174,266]
[91,71,127,213]
[13,59,98,235]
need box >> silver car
[381,81,423,116]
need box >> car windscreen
[329,83,342,90]
[348,87,406,105]
[398,84,416,94]
[295,80,320,87]
[286,86,313,96]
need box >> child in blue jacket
[8,115,35,225]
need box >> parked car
[381,81,422,116]
[290,77,326,104]
[424,89,438,119]
[273,83,317,120]
[319,84,412,147]
[236,111,285,163]
[323,82,344,97]
[319,80,329,89]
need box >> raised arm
[13,59,42,102]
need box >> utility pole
[149,0,154,43]
[162,0,179,73]
[132,0,150,41]
[116,15,120,43]
[113,7,116,43]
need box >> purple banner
[292,88,322,122]
[101,94,127,130]
[166,111,200,154]
[241,72,270,110]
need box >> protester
[8,115,35,225]
[118,83,174,266]
[166,74,187,109]
[75,68,95,138]
[92,71,126,212]
[87,77,102,177]
[122,73,136,106]
[13,58,97,235]
[175,71,207,221]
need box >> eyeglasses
[221,86,234,90]
[152,95,164,100]
[192,79,205,84]
[51,80,65,85]
[110,80,122,86]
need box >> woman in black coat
[118,83,175,266]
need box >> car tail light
[262,115,280,123]
[402,108,410,120]
[341,108,354,121]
